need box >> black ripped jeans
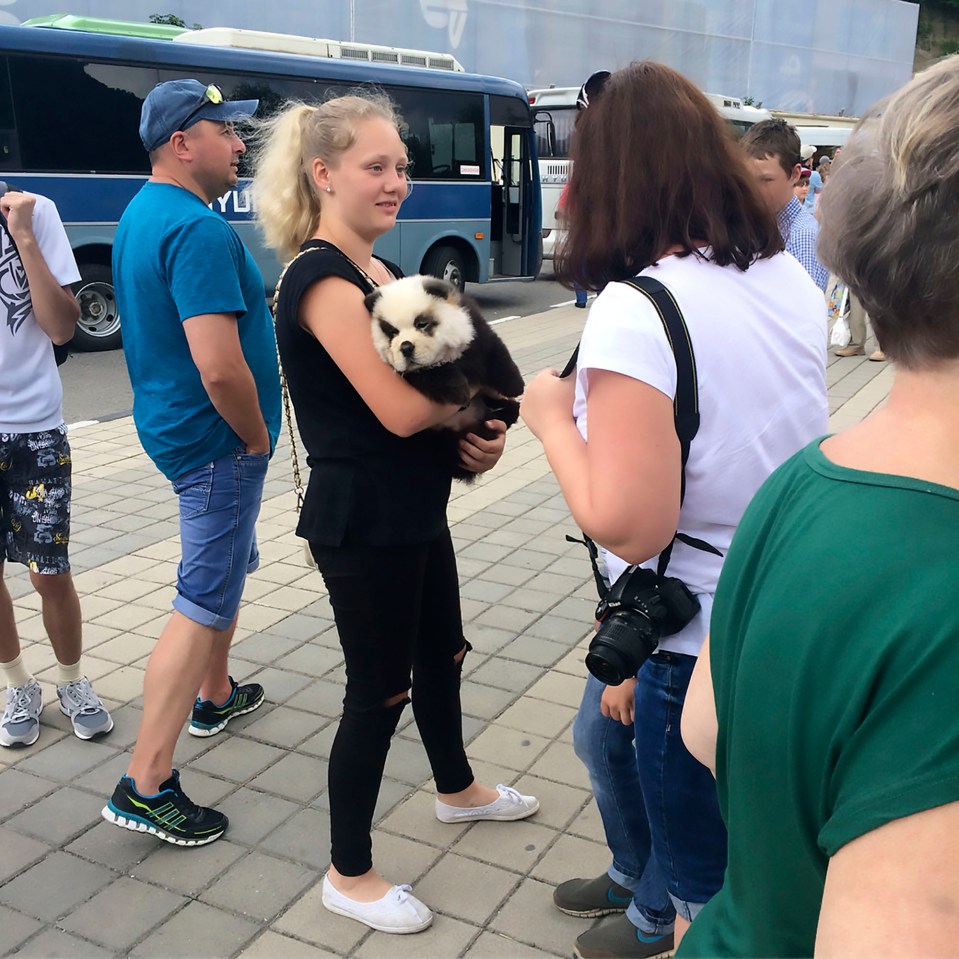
[311,529,475,876]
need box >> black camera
[586,566,701,686]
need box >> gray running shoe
[554,873,634,917]
[57,677,114,740]
[0,680,43,748]
[575,914,675,959]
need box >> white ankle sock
[56,659,83,685]
[1,654,35,689]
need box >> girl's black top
[274,240,452,547]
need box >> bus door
[490,95,539,277]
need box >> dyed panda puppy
[365,275,525,482]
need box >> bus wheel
[73,263,122,352]
[423,245,466,293]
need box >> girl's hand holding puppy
[458,419,507,474]
[520,368,576,441]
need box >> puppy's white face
[368,275,475,373]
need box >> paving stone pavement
[0,300,890,959]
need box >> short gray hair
[818,55,959,369]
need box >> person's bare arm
[816,801,959,957]
[681,632,717,775]
[182,312,270,453]
[1,192,78,344]
[299,276,462,436]
[522,367,680,564]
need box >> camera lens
[585,613,659,685]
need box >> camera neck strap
[621,277,696,505]
[562,274,721,596]
[620,277,721,578]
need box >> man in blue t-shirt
[104,79,281,847]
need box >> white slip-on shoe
[321,874,433,934]
[435,783,540,823]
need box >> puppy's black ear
[422,277,456,301]
[363,288,383,315]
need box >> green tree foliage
[915,1,959,62]
[149,13,185,26]
[148,13,202,29]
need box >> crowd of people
[1,51,956,959]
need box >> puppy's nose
[400,341,415,359]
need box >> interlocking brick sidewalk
[0,302,890,959]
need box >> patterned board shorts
[0,426,72,574]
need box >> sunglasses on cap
[576,71,612,110]
[178,83,225,132]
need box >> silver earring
[325,185,331,193]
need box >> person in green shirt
[679,56,959,959]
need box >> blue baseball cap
[140,79,259,151]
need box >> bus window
[0,57,19,169]
[427,119,478,175]
[533,107,576,159]
[8,54,152,173]
[155,69,336,176]
[392,89,483,180]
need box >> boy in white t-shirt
[0,189,113,748]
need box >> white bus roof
[706,94,772,123]
[794,125,853,148]
[527,86,579,107]
[528,86,773,124]
[173,27,464,72]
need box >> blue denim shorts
[171,447,268,631]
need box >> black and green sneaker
[188,676,264,738]
[101,771,227,846]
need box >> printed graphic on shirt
[0,223,33,337]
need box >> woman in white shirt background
[521,61,828,959]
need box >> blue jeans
[573,651,727,927]
[171,447,268,631]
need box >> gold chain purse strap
[270,243,379,512]
[271,246,325,512]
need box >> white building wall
[0,0,918,115]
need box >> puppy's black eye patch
[414,315,436,333]
[379,321,399,339]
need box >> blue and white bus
[0,18,542,350]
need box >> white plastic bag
[828,282,851,348]
[830,311,851,348]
